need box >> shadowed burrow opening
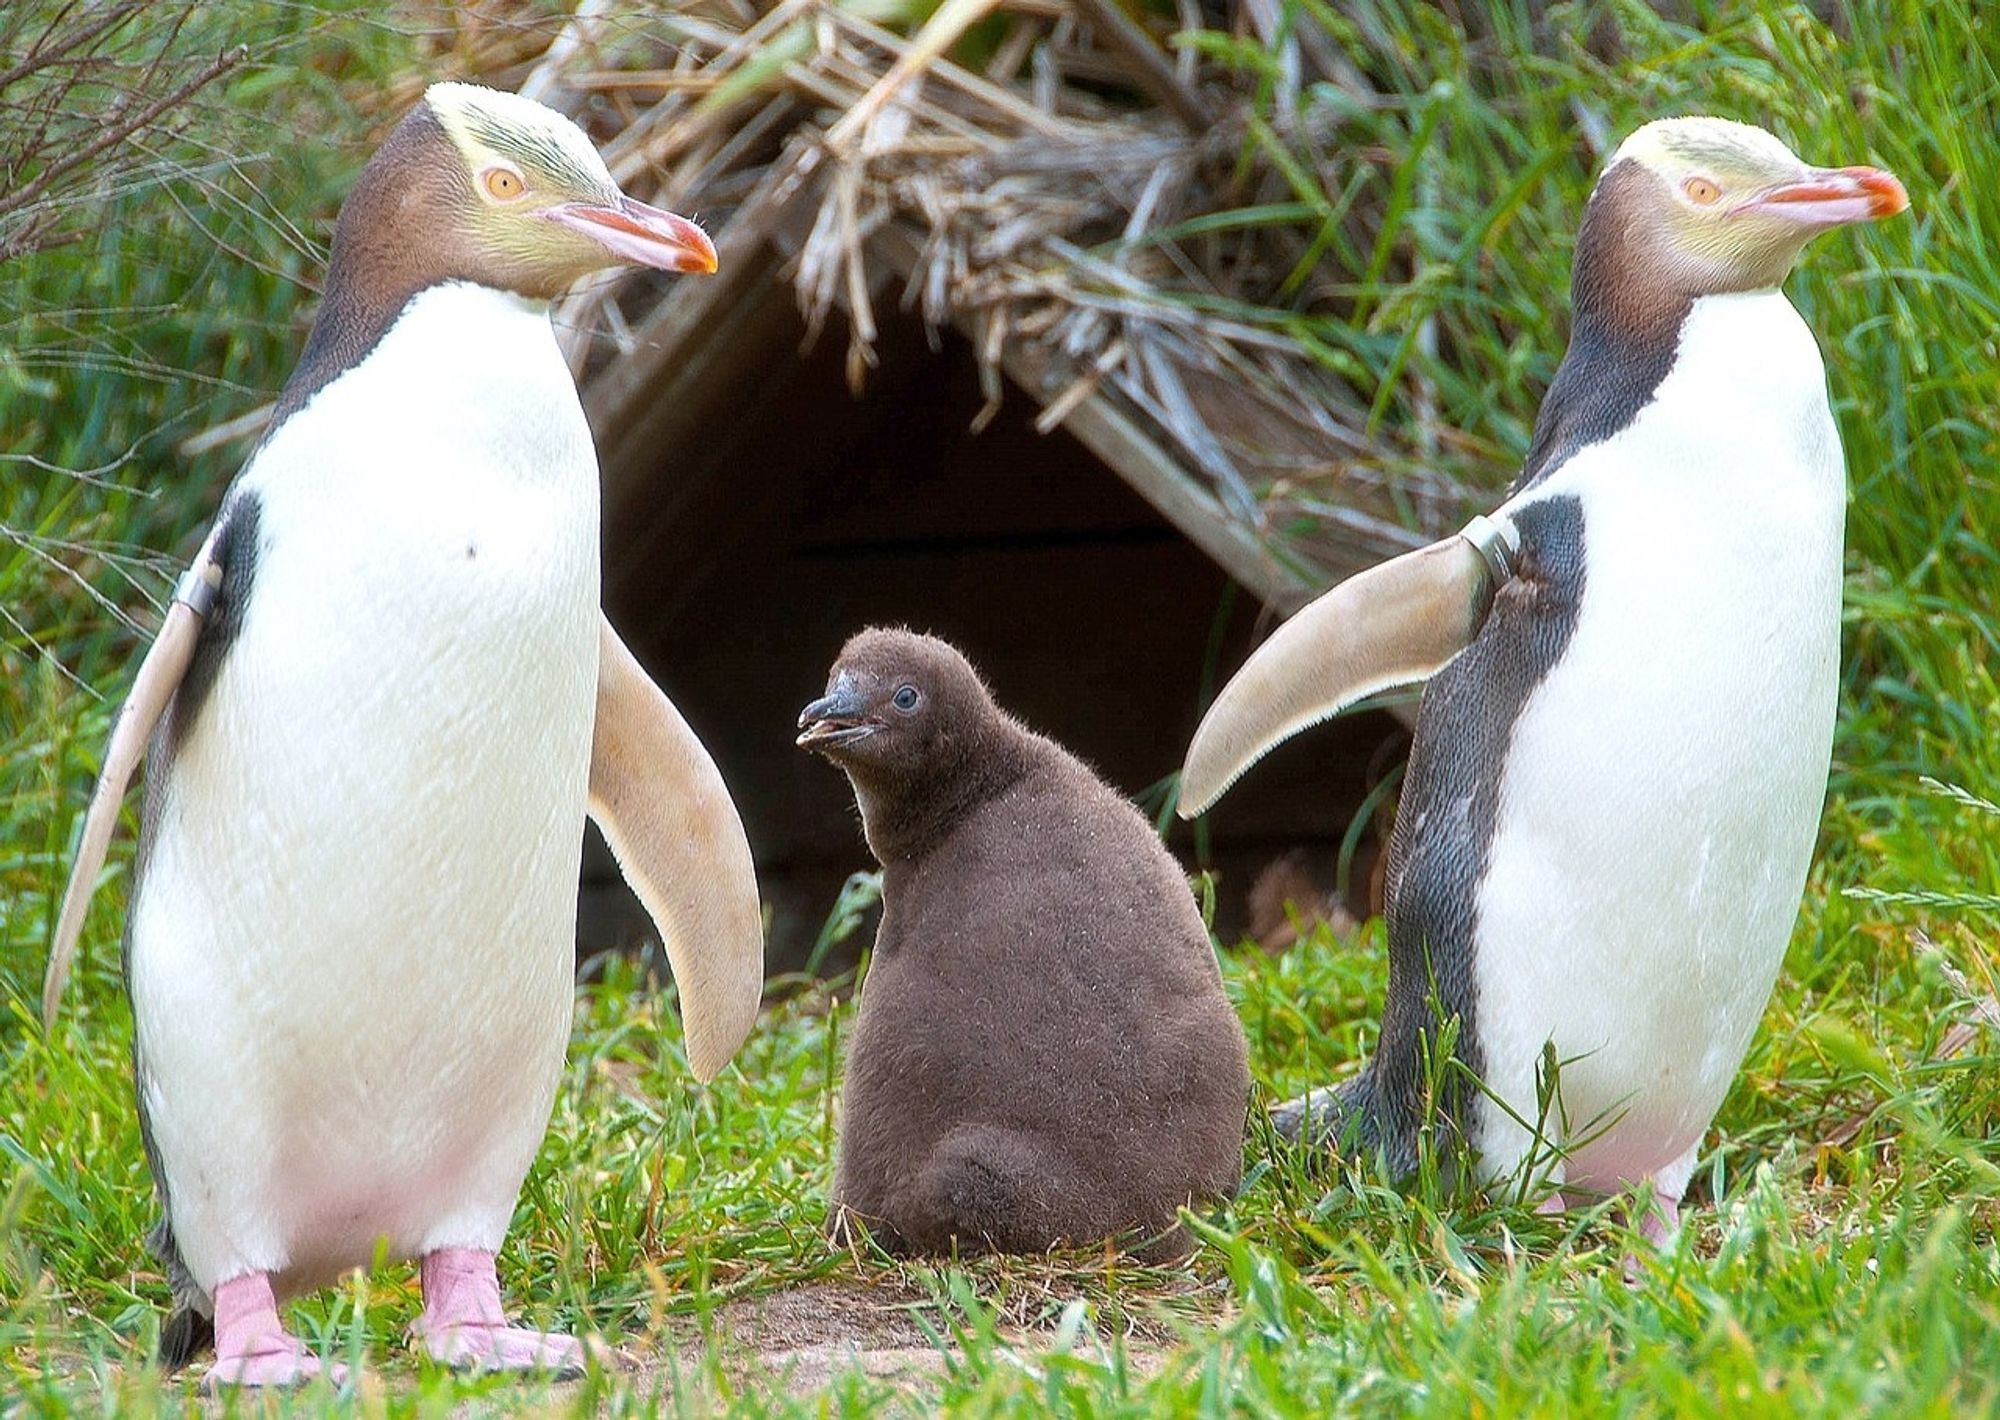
[587,309,1406,976]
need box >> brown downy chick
[798,628,1250,1261]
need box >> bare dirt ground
[692,1279,952,1394]
[645,1275,1186,1403]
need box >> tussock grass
[2,0,1996,1414]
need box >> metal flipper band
[1458,512,1521,588]
[173,564,221,619]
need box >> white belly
[1469,291,1844,1192]
[128,284,602,1297]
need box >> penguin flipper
[587,614,763,1081]
[42,536,226,1029]
[1177,520,1514,818]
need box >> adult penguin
[1177,118,1907,1239]
[43,83,764,1386]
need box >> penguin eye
[484,167,526,201]
[1683,176,1722,206]
[892,685,921,713]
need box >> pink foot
[1535,1190,1569,1217]
[202,1272,347,1391]
[1621,1192,1682,1282]
[1637,1196,1681,1248]
[414,1248,585,1376]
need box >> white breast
[1469,291,1844,1194]
[128,282,603,1298]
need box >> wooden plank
[1001,346,1316,614]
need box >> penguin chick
[44,83,760,1390]
[1179,117,1908,1242]
[799,629,1249,1261]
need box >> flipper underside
[43,535,226,1027]
[1177,516,1518,818]
[588,616,764,1081]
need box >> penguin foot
[202,1271,347,1391]
[420,1321,586,1375]
[1636,1196,1681,1248]
[414,1247,586,1378]
[1270,1086,1337,1143]
[1619,1192,1683,1283]
[204,1338,347,1391]
[1270,1082,1371,1149]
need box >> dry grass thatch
[385,1,1508,604]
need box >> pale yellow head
[321,81,717,314]
[1587,116,1908,299]
[417,82,717,296]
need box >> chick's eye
[892,685,921,712]
[484,168,526,201]
[1684,176,1721,206]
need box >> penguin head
[327,82,717,304]
[797,630,1040,864]
[797,629,1004,777]
[1583,116,1906,304]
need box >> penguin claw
[1618,1193,1683,1282]
[1636,1196,1681,1247]
[418,1322,587,1378]
[201,1341,347,1392]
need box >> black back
[122,490,261,1361]
[1362,495,1587,1176]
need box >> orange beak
[1746,165,1909,227]
[549,196,719,275]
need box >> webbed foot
[413,1247,586,1377]
[202,1271,348,1391]
[1270,1082,1368,1147]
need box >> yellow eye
[1684,176,1721,206]
[484,168,525,201]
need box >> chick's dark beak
[797,674,879,750]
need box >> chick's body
[804,630,1247,1258]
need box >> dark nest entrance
[583,309,1406,973]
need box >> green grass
[3,0,1998,1414]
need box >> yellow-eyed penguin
[42,83,764,1386]
[1177,118,1907,1240]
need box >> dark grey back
[122,488,263,1359]
[1368,494,1586,1175]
